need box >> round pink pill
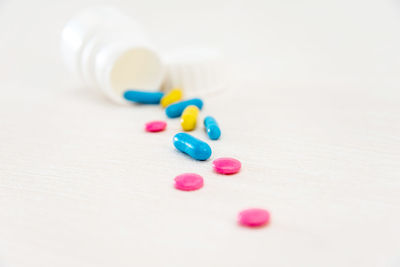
[213,157,241,174]
[174,173,204,191]
[145,121,167,132]
[238,208,270,227]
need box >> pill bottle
[61,6,165,103]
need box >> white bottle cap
[162,47,227,97]
[61,6,165,103]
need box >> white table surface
[1,0,400,266]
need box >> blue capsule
[204,116,221,140]
[123,90,164,104]
[165,98,203,118]
[173,133,212,161]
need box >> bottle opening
[109,47,164,98]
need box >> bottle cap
[162,47,227,97]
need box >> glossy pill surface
[145,121,167,132]
[166,98,203,118]
[161,88,183,108]
[173,133,212,161]
[213,157,241,174]
[204,116,221,140]
[238,208,270,227]
[174,173,204,191]
[181,105,199,131]
[124,90,164,104]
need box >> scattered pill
[161,88,183,108]
[181,105,199,131]
[213,157,241,174]
[204,116,221,140]
[173,133,212,161]
[174,173,204,191]
[238,208,270,227]
[166,98,203,118]
[124,90,164,104]
[145,121,167,132]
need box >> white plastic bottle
[61,6,165,103]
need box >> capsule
[173,133,212,161]
[181,105,199,131]
[204,116,221,140]
[160,88,183,108]
[123,90,164,104]
[165,98,203,118]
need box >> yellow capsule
[181,105,199,131]
[160,88,183,108]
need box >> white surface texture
[0,1,400,267]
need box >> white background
[0,0,400,266]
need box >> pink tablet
[174,173,204,191]
[145,121,167,132]
[213,157,241,174]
